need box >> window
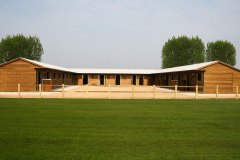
[139,75,144,85]
[115,75,120,85]
[132,75,136,85]
[198,73,202,81]
[46,72,49,79]
[83,75,88,85]
[99,75,105,85]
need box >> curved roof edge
[1,57,239,74]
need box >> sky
[0,0,239,69]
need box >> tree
[206,40,236,66]
[162,36,205,68]
[0,34,44,63]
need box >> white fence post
[236,86,238,100]
[132,85,134,99]
[39,84,42,98]
[18,84,21,98]
[195,85,198,100]
[216,85,218,99]
[153,85,156,99]
[174,85,177,99]
[62,84,65,98]
[86,84,89,98]
[108,84,111,99]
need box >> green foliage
[0,34,44,63]
[162,36,205,68]
[206,40,236,66]
[0,99,240,159]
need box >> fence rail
[0,84,239,99]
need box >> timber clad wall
[76,75,83,85]
[74,74,153,86]
[106,75,115,86]
[121,75,132,86]
[0,60,39,91]
[203,63,240,93]
[89,75,98,85]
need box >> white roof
[20,57,219,74]
[69,68,160,74]
[22,57,159,74]
[21,58,73,72]
[154,61,218,74]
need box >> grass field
[0,99,239,160]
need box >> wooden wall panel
[143,75,153,86]
[233,73,240,86]
[76,75,83,85]
[89,75,99,85]
[105,75,115,86]
[203,63,240,93]
[0,59,39,91]
[121,75,132,86]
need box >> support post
[132,85,134,99]
[108,84,111,99]
[236,86,238,100]
[153,85,156,99]
[174,85,177,99]
[62,84,65,98]
[39,84,42,98]
[216,85,218,99]
[18,84,21,98]
[195,85,198,100]
[86,85,89,98]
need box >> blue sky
[0,0,239,68]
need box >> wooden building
[154,61,240,93]
[0,58,155,91]
[0,57,239,93]
[0,58,75,91]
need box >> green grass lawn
[0,99,240,160]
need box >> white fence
[0,84,239,99]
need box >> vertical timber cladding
[76,74,83,85]
[203,63,240,93]
[88,74,99,85]
[105,75,115,86]
[121,75,132,86]
[103,74,153,86]
[0,59,40,91]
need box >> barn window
[83,75,88,85]
[46,72,49,79]
[139,75,144,85]
[132,75,136,85]
[198,73,202,81]
[115,75,121,85]
[99,75,105,85]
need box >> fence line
[0,84,239,99]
